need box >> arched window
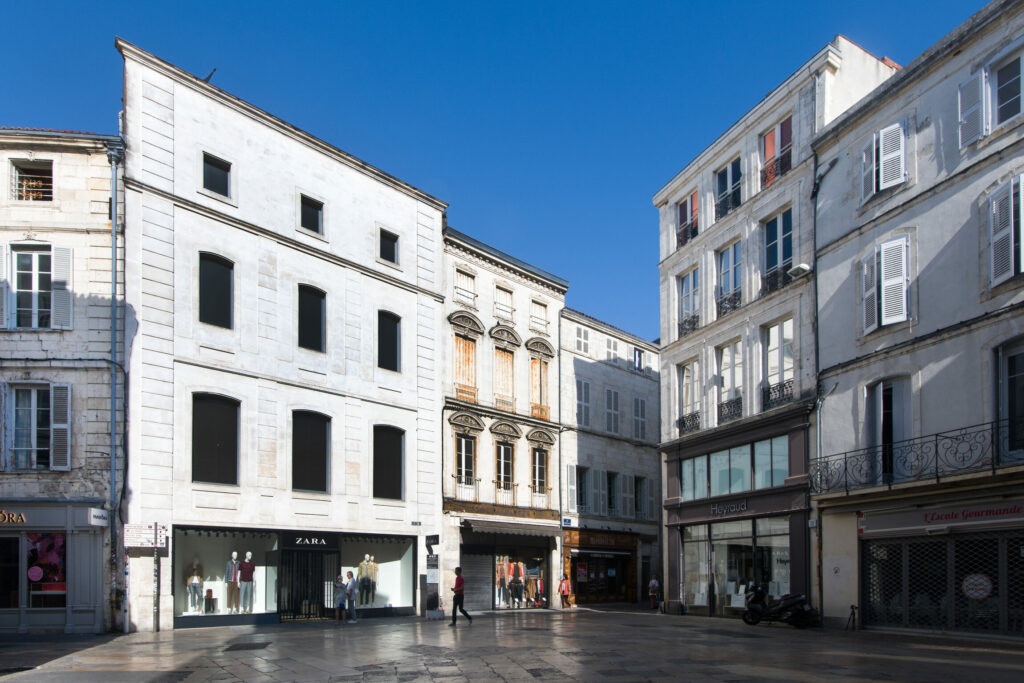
[377,311,401,371]
[298,285,326,352]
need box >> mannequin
[238,551,256,613]
[225,551,240,614]
[358,554,372,606]
[510,560,524,607]
[185,557,203,613]
[369,555,378,604]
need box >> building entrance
[278,549,339,621]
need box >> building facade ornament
[448,411,485,434]
[489,324,522,349]
[489,421,523,439]
[525,337,555,359]
[447,310,485,339]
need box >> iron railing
[530,316,548,334]
[762,379,793,411]
[717,397,742,424]
[12,167,53,202]
[676,218,699,249]
[678,312,700,339]
[450,473,480,501]
[810,418,1024,494]
[494,481,517,506]
[760,268,792,296]
[715,186,742,221]
[677,411,701,435]
[530,484,551,509]
[716,290,741,318]
[760,146,792,189]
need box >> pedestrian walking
[558,573,572,608]
[334,571,347,623]
[648,576,660,609]
[345,570,358,623]
[448,566,472,626]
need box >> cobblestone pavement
[3,608,1024,682]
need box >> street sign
[124,523,168,548]
[426,553,439,584]
[425,534,439,546]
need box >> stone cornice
[444,238,568,298]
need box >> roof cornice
[443,227,569,294]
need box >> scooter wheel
[742,610,761,625]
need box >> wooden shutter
[599,470,609,515]
[0,245,8,328]
[861,251,878,334]
[455,336,476,388]
[495,348,513,398]
[958,71,986,148]
[879,238,909,326]
[623,474,635,519]
[647,478,656,521]
[51,246,73,330]
[567,465,577,513]
[990,181,1015,287]
[860,140,875,201]
[877,122,906,191]
[50,383,71,471]
[591,468,601,515]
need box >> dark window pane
[997,59,1022,124]
[380,231,398,263]
[202,154,231,196]
[192,393,239,485]
[377,311,400,371]
[300,195,323,233]
[298,285,325,352]
[199,253,233,328]
[0,537,18,608]
[293,411,329,492]
[373,425,404,499]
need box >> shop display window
[340,536,414,608]
[683,525,709,608]
[174,529,279,617]
[495,553,547,608]
[27,533,65,608]
[755,516,791,600]
[711,520,753,612]
[570,552,628,603]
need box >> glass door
[711,520,753,616]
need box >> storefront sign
[860,500,1024,536]
[283,532,338,549]
[711,500,748,517]
[962,573,993,601]
[87,508,109,527]
[0,510,27,524]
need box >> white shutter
[50,383,71,471]
[860,140,875,201]
[567,464,577,513]
[623,474,635,519]
[0,245,8,328]
[877,122,906,191]
[879,238,909,326]
[862,251,878,335]
[51,246,73,330]
[990,182,1015,287]
[647,478,656,521]
[959,71,986,148]
[591,468,601,515]
[598,470,608,516]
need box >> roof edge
[561,307,659,351]
[444,227,569,293]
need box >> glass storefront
[341,535,415,609]
[682,525,709,610]
[494,552,548,609]
[174,528,279,617]
[571,551,631,603]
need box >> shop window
[680,454,708,502]
[297,285,326,352]
[198,253,233,329]
[682,525,710,610]
[373,426,404,500]
[377,311,401,372]
[753,436,789,489]
[300,195,323,233]
[711,520,754,614]
[575,378,590,427]
[342,537,415,609]
[192,393,239,485]
[12,383,70,471]
[495,554,547,609]
[755,517,791,600]
[709,446,750,497]
[292,410,330,493]
[174,528,280,617]
[27,533,65,608]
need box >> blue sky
[1,0,986,340]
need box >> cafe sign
[860,500,1024,536]
[0,510,26,524]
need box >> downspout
[556,308,564,599]
[106,138,125,631]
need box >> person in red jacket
[558,574,572,608]
[449,566,473,626]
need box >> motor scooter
[742,584,816,628]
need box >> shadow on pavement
[0,633,120,677]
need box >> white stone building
[811,0,1024,636]
[0,128,124,633]
[118,40,447,631]
[559,308,661,605]
[439,227,567,612]
[652,37,896,617]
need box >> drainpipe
[556,308,564,599]
[106,139,125,631]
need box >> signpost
[124,523,167,631]
[426,553,439,584]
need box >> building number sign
[961,573,993,601]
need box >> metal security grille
[862,531,1024,636]
[278,550,339,621]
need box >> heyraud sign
[860,500,1024,536]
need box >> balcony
[717,397,742,424]
[678,312,700,339]
[530,484,550,509]
[676,218,699,249]
[760,146,792,189]
[494,302,514,322]
[762,379,793,412]
[494,481,517,507]
[810,419,1024,495]
[714,186,741,221]
[532,403,550,420]
[760,268,792,297]
[453,287,476,308]
[444,474,558,519]
[455,383,477,403]
[450,473,480,501]
[529,316,548,334]
[677,411,701,435]
[716,290,741,318]
[495,394,514,412]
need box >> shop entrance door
[278,549,339,621]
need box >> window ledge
[297,226,329,243]
[857,317,915,345]
[191,482,241,493]
[2,327,65,333]
[292,491,331,500]
[197,186,238,208]
[375,256,402,272]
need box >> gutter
[106,137,125,633]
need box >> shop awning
[463,519,562,538]
[570,549,632,556]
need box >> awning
[570,549,632,557]
[463,519,562,538]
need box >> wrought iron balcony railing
[494,481,517,507]
[810,418,1024,495]
[717,396,742,424]
[530,484,551,509]
[760,146,792,189]
[762,378,793,412]
[678,312,700,339]
[449,473,480,501]
[714,186,742,221]
[676,218,699,249]
[716,290,741,318]
[760,268,792,297]
[677,410,701,435]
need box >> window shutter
[0,245,8,328]
[647,478,656,521]
[50,383,71,471]
[567,465,577,513]
[877,123,906,191]
[591,469,602,515]
[51,246,73,330]
[861,251,878,334]
[879,238,909,326]
[623,474,635,519]
[990,181,1014,287]
[860,140,875,201]
[600,470,609,515]
[958,71,986,148]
